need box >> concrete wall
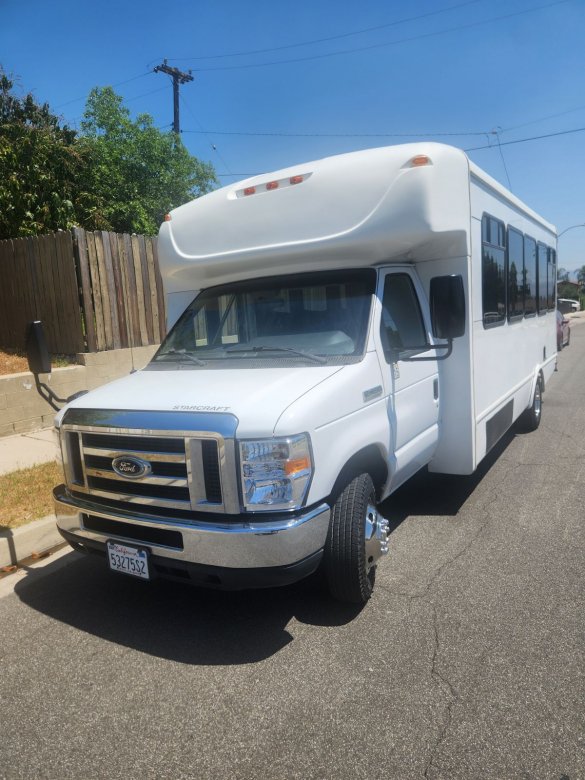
[0,346,159,437]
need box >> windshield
[152,269,376,367]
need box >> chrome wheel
[534,380,542,421]
[364,503,389,575]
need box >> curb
[0,515,62,569]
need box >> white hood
[64,365,345,437]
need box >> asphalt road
[1,328,584,780]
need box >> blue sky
[2,0,584,272]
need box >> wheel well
[329,446,388,503]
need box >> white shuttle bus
[49,143,557,604]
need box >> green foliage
[0,72,88,238]
[0,74,217,239]
[556,266,569,282]
[78,87,217,235]
[557,281,580,300]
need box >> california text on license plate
[107,541,150,580]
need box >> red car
[556,309,570,350]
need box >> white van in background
[46,143,557,604]
[557,297,580,314]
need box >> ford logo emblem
[111,456,152,480]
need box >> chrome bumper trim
[53,486,330,569]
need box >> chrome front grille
[61,422,240,516]
[82,432,191,510]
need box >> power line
[501,102,585,133]
[179,93,585,142]
[181,128,488,138]
[186,0,569,72]
[54,71,153,109]
[179,93,235,177]
[493,128,512,190]
[166,0,484,62]
[464,125,585,150]
[212,124,585,178]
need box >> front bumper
[53,485,330,589]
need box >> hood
[62,365,345,437]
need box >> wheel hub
[364,503,389,572]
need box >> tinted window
[507,228,524,319]
[547,248,556,310]
[523,236,537,316]
[380,274,428,360]
[537,243,548,314]
[482,215,506,327]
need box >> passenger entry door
[377,270,440,492]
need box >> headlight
[239,433,313,511]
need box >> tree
[556,266,570,282]
[78,87,217,235]
[557,280,580,300]
[0,71,89,238]
[0,75,217,239]
[577,265,585,286]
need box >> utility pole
[153,60,194,134]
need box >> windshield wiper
[154,348,206,366]
[226,345,327,365]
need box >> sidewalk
[0,427,62,569]
[0,427,57,476]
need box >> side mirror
[26,321,52,375]
[430,275,466,340]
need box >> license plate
[107,541,150,580]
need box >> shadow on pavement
[15,552,361,666]
[380,427,516,532]
[15,428,516,666]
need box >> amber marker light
[290,175,303,185]
[266,180,279,190]
[284,456,311,476]
[411,154,431,167]
[244,186,256,196]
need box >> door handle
[433,378,439,400]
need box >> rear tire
[324,473,388,604]
[518,375,542,432]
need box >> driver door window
[380,273,428,361]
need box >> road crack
[379,486,503,777]
[423,604,458,780]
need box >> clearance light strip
[236,172,312,199]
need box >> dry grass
[0,349,29,376]
[0,349,75,376]
[0,460,62,529]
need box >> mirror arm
[33,376,68,412]
[33,376,87,412]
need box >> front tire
[324,473,388,604]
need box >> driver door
[377,269,440,492]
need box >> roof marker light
[266,180,279,191]
[411,154,431,167]
[244,186,256,196]
[290,175,303,185]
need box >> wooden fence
[0,229,166,354]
